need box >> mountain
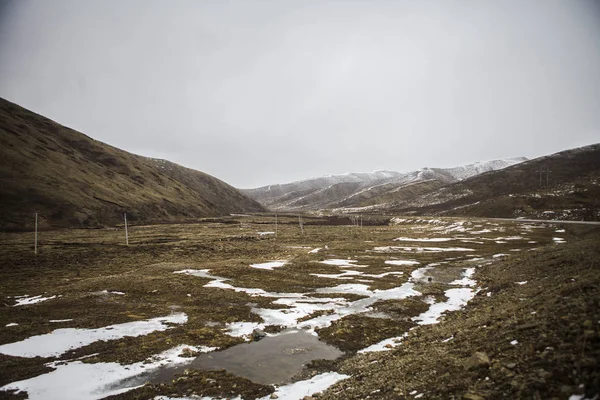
[381,143,600,221]
[0,98,265,229]
[243,158,527,211]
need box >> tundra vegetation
[1,214,598,399]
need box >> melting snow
[0,313,187,358]
[450,268,476,287]
[0,344,215,400]
[5,323,18,327]
[260,372,349,400]
[393,237,453,242]
[320,259,359,266]
[250,261,287,270]
[358,333,408,353]
[13,295,57,307]
[384,260,420,266]
[372,246,473,253]
[413,288,475,325]
[174,269,226,280]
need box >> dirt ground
[0,215,598,399]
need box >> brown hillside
[0,98,265,229]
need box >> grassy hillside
[0,98,265,229]
[389,144,600,220]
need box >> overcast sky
[1,0,599,188]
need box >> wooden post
[275,213,278,238]
[34,213,38,255]
[124,213,129,246]
[299,215,304,235]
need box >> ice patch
[49,319,73,323]
[0,313,187,358]
[309,248,322,254]
[492,253,508,258]
[257,231,275,236]
[516,281,527,285]
[510,340,518,345]
[5,323,18,327]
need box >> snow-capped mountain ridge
[243,157,528,211]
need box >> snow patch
[0,313,187,358]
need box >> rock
[465,352,491,370]
[252,328,267,341]
[270,394,279,399]
[179,347,199,358]
[505,362,517,369]
[463,394,486,400]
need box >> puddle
[144,330,343,385]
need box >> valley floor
[0,216,598,399]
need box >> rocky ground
[321,225,600,400]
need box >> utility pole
[34,213,38,255]
[299,215,304,235]
[275,213,278,238]
[124,213,129,246]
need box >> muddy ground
[0,215,598,399]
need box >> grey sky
[1,0,599,188]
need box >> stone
[252,328,267,341]
[270,394,279,399]
[505,363,517,369]
[465,352,491,370]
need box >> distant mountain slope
[0,98,265,229]
[385,144,600,220]
[244,158,526,211]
